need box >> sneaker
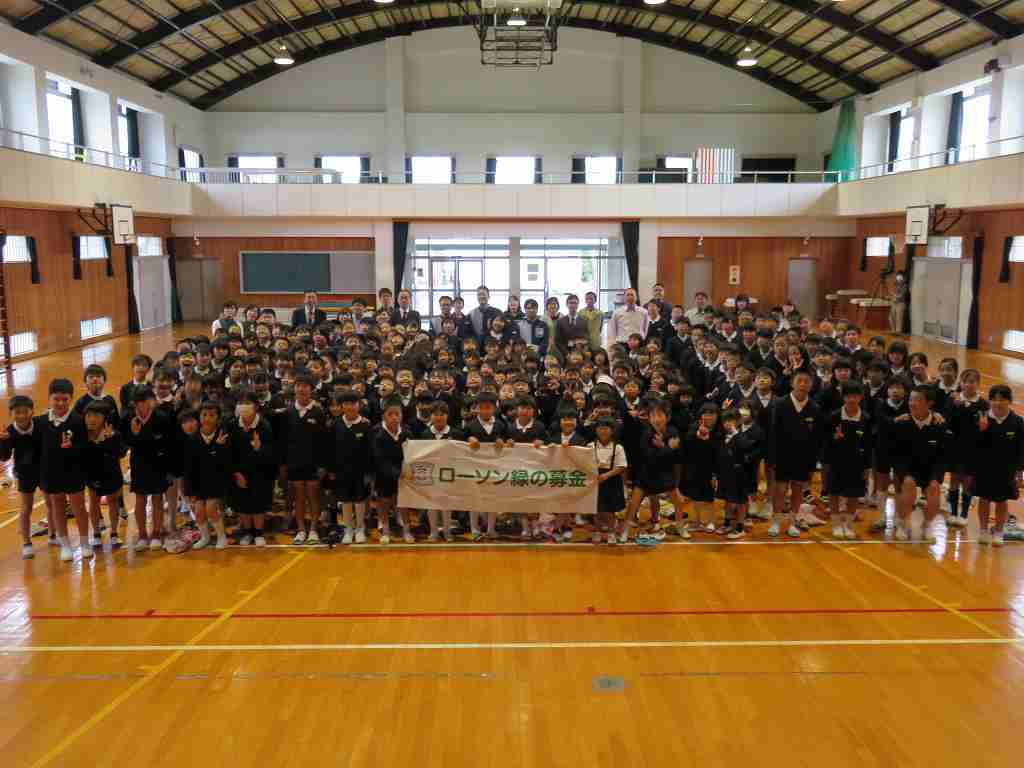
[307,529,320,545]
[48,536,59,547]
[979,528,992,545]
[617,529,630,544]
[703,522,715,534]
[575,514,585,526]
[947,515,968,529]
[832,526,843,539]
[150,538,163,551]
[239,534,253,546]
[606,532,617,545]
[79,546,93,560]
[89,533,102,548]
[21,543,34,559]
[647,529,666,541]
[726,527,745,540]
[922,524,937,544]
[843,524,857,540]
[134,538,149,552]
[768,521,780,537]
[254,535,266,547]
[992,530,1005,547]
[109,533,122,549]
[869,519,887,534]
[894,525,909,542]
[292,530,307,545]
[60,545,73,562]
[470,530,483,542]
[562,529,573,542]
[676,523,691,540]
[215,535,228,550]
[786,525,801,538]
[342,529,354,545]
[592,532,602,544]
[403,530,415,544]
[354,528,367,544]
[380,533,391,545]
[193,536,209,551]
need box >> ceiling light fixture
[507,8,527,26]
[273,44,294,66]
[736,45,758,68]
[373,0,395,4]
[643,0,668,5]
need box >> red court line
[28,607,1013,620]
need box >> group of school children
[3,286,1023,563]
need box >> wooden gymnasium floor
[2,324,1024,768]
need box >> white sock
[213,519,226,540]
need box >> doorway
[177,259,224,322]
[682,260,713,307]
[134,255,171,331]
[911,257,968,343]
[787,259,819,320]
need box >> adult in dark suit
[555,294,589,356]
[390,289,422,330]
[290,291,327,328]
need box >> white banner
[398,440,599,516]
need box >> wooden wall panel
[973,209,1024,358]
[0,207,171,358]
[657,236,856,315]
[173,236,376,310]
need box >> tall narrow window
[235,155,280,184]
[318,155,362,184]
[583,156,618,184]
[960,86,991,161]
[45,78,76,158]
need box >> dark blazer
[291,306,327,328]
[390,307,422,330]
[555,314,589,355]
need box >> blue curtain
[72,236,82,280]
[826,100,859,181]
[886,111,901,173]
[103,236,113,277]
[999,236,1013,283]
[125,243,140,334]
[966,235,983,349]
[167,237,183,324]
[946,92,963,165]
[27,237,40,284]
[126,108,140,158]
[622,221,639,291]
[485,157,496,184]
[393,221,410,297]
[534,157,543,184]
[571,157,586,184]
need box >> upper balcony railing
[3,125,1024,188]
[1,127,179,180]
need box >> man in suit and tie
[291,290,327,328]
[555,294,589,356]
[391,288,422,330]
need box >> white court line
[0,499,47,530]
[0,637,1020,654]
[260,538,988,549]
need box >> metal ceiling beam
[192,15,831,110]
[16,0,100,35]
[93,0,256,67]
[768,0,938,70]
[927,0,1019,38]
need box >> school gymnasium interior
[3,2,1024,765]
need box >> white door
[787,259,819,320]
[914,258,962,343]
[135,256,171,330]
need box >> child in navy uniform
[281,374,328,545]
[685,403,720,534]
[0,395,41,559]
[81,401,126,551]
[37,379,90,563]
[768,370,823,539]
[592,417,627,545]
[969,384,1024,546]
[869,376,909,532]
[74,364,120,418]
[373,396,412,544]
[943,369,987,528]
[715,409,749,539]
[184,401,233,550]
[329,391,374,545]
[424,401,465,541]
[122,387,174,552]
[891,385,950,542]
[621,398,686,542]
[229,391,277,548]
[465,391,510,540]
[823,382,872,540]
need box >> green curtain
[826,100,859,182]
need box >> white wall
[0,57,40,135]
[207,27,821,174]
[0,22,210,160]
